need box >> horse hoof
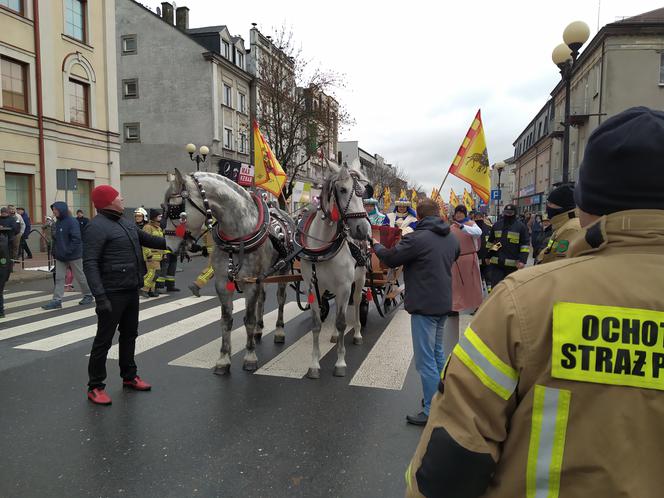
[333,366,346,377]
[330,335,338,344]
[306,367,320,379]
[274,335,285,344]
[213,365,230,376]
[243,361,258,372]
[353,337,364,345]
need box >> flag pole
[436,169,452,197]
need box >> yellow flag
[449,190,460,208]
[449,110,490,202]
[411,190,418,209]
[463,188,475,211]
[384,187,392,211]
[399,188,407,200]
[253,121,287,196]
[431,188,439,201]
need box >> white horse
[163,170,294,374]
[297,163,372,378]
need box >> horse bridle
[322,172,369,223]
[164,173,215,240]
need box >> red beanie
[91,185,119,210]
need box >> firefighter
[406,106,664,498]
[484,203,529,291]
[188,229,215,297]
[537,183,583,264]
[141,209,165,298]
[134,207,148,229]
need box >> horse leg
[333,290,350,377]
[306,297,322,379]
[213,288,234,375]
[242,285,261,371]
[254,285,266,343]
[351,272,364,345]
[274,282,287,344]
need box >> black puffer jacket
[82,211,167,297]
[374,216,460,316]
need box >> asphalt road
[0,257,473,498]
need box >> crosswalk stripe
[106,300,244,359]
[254,312,351,379]
[5,294,71,310]
[15,296,215,351]
[349,310,413,390]
[0,294,165,332]
[169,302,302,369]
[4,290,44,301]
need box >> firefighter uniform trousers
[406,210,664,498]
[142,223,164,292]
[193,233,215,290]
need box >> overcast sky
[144,0,662,198]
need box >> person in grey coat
[372,198,459,425]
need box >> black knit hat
[575,106,664,215]
[547,184,575,210]
[149,208,163,220]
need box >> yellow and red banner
[431,188,439,201]
[449,190,460,208]
[449,110,491,202]
[411,190,419,209]
[253,121,287,196]
[463,188,475,211]
[383,187,392,211]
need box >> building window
[224,128,233,149]
[5,173,32,214]
[239,132,247,153]
[660,53,664,84]
[0,0,23,15]
[121,35,137,55]
[124,123,140,142]
[64,0,86,42]
[237,52,244,69]
[122,78,138,99]
[238,92,246,114]
[72,178,92,217]
[1,56,28,112]
[68,78,89,126]
[223,41,230,59]
[224,84,232,107]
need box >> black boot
[166,282,180,293]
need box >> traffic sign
[490,189,501,200]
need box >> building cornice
[202,51,253,82]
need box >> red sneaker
[123,376,152,391]
[87,388,112,405]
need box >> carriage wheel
[359,295,369,328]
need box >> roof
[187,25,227,34]
[614,7,664,24]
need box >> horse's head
[321,163,371,241]
[163,168,207,253]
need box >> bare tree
[254,26,352,204]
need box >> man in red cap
[82,185,167,405]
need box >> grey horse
[163,169,294,374]
[298,163,372,378]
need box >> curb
[7,270,53,286]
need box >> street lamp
[552,20,590,184]
[186,143,209,171]
[494,161,506,218]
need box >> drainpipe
[598,38,606,126]
[33,0,47,224]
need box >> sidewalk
[7,252,53,285]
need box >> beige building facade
[0,0,120,225]
[512,8,664,213]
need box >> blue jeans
[411,314,448,415]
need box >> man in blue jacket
[373,198,460,425]
[42,201,93,309]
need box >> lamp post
[186,143,210,171]
[494,161,506,218]
[552,21,590,184]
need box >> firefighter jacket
[537,210,583,265]
[485,217,530,267]
[142,222,165,262]
[406,210,664,498]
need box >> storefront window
[71,178,92,217]
[5,173,32,214]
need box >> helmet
[134,207,148,218]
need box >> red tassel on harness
[330,203,340,222]
[365,289,373,301]
[175,223,187,239]
[307,292,315,304]
[226,281,235,292]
